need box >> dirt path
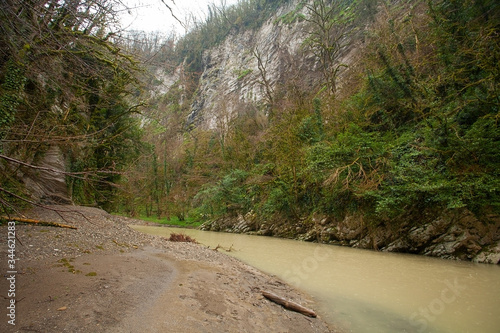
[0,206,335,332]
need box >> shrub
[167,233,197,243]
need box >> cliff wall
[159,0,500,264]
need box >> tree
[253,47,275,111]
[0,0,144,212]
[303,0,358,97]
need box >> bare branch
[160,0,185,29]
[0,154,122,176]
[253,48,274,108]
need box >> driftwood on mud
[213,244,235,252]
[262,291,317,318]
[1,216,77,229]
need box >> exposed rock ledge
[201,209,500,265]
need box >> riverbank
[201,209,500,264]
[0,205,334,332]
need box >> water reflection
[131,225,500,333]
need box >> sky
[120,0,240,35]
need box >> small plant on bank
[166,233,197,243]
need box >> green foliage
[275,1,307,24]
[305,124,389,215]
[128,214,202,227]
[297,116,322,143]
[372,119,500,218]
[235,68,254,80]
[126,0,499,229]
[193,169,252,218]
[67,99,144,210]
[0,0,144,211]
[0,61,26,140]
[260,181,295,217]
[298,98,324,143]
[356,0,500,218]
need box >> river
[131,225,500,333]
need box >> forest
[1,0,499,234]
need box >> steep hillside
[186,0,371,129]
[0,0,143,211]
[187,0,318,128]
[127,0,500,263]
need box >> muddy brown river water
[131,225,500,333]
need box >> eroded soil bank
[0,206,334,332]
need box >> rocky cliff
[185,0,361,129]
[158,0,500,264]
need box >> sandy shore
[0,206,334,332]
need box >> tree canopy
[0,0,144,212]
[127,0,499,228]
[2,0,498,232]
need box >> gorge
[144,0,500,264]
[1,0,498,264]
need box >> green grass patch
[137,215,203,228]
[57,258,81,274]
[112,211,203,228]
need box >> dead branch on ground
[1,216,77,229]
[262,291,317,318]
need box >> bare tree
[303,0,357,97]
[253,47,275,110]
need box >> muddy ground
[0,205,335,332]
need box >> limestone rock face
[152,0,366,131]
[168,1,500,264]
[185,0,362,129]
[22,145,72,204]
[188,12,313,128]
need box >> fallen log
[1,216,77,230]
[262,291,317,318]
